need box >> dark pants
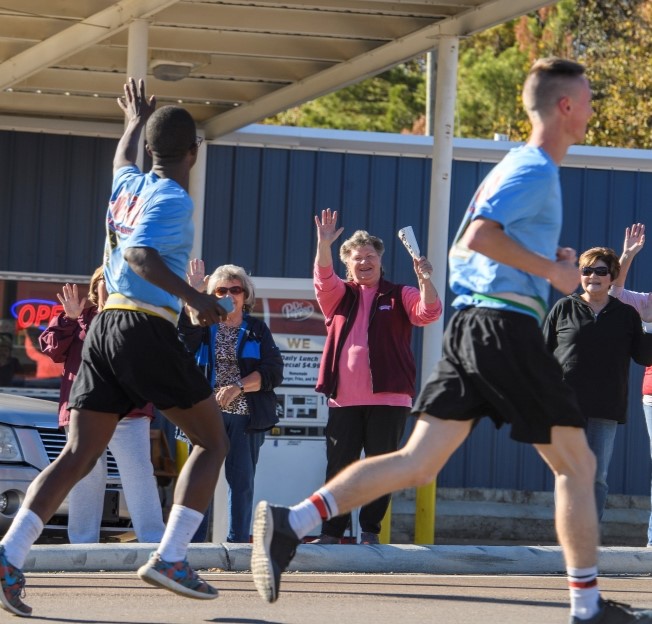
[321,405,408,538]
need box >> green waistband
[472,292,547,324]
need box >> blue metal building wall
[2,127,651,495]
[0,130,114,275]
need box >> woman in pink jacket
[608,223,652,547]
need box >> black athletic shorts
[413,307,585,444]
[68,309,212,416]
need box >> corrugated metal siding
[0,130,114,275]
[2,127,652,495]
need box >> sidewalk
[23,542,652,575]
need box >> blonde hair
[88,266,105,306]
[206,264,255,312]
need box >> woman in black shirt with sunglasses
[178,260,284,542]
[543,246,652,520]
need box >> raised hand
[623,223,645,257]
[56,283,86,320]
[117,77,156,125]
[314,208,344,247]
[187,258,208,292]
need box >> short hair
[145,106,196,162]
[88,266,105,306]
[579,247,620,280]
[339,230,385,281]
[206,264,256,312]
[339,230,385,262]
[522,57,586,118]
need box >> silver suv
[0,392,130,537]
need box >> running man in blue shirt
[251,58,652,623]
[0,79,230,617]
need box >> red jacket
[316,278,415,399]
[643,367,652,396]
[39,308,153,426]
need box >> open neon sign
[10,299,64,330]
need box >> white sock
[288,488,340,540]
[568,566,600,620]
[317,487,339,518]
[288,498,321,540]
[157,505,204,562]
[1,508,44,569]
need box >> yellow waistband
[103,293,179,325]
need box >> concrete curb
[23,543,652,575]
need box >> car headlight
[0,425,23,462]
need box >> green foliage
[456,45,528,139]
[265,0,652,147]
[265,60,426,133]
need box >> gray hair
[339,230,385,281]
[206,264,256,312]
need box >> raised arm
[314,208,344,268]
[613,223,645,289]
[113,78,157,173]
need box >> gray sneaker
[570,598,652,623]
[0,545,31,617]
[252,501,300,603]
[137,551,218,600]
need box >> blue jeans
[222,411,265,543]
[642,403,652,546]
[585,418,618,521]
[189,412,265,543]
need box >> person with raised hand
[0,78,230,617]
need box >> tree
[264,0,652,147]
[264,60,426,133]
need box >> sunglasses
[581,266,610,277]
[214,286,244,296]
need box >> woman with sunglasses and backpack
[542,246,652,521]
[177,260,284,542]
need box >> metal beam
[0,0,179,90]
[202,0,550,138]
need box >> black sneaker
[570,598,652,623]
[251,501,300,603]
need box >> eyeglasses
[193,136,204,149]
[214,286,244,296]
[581,266,610,277]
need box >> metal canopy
[0,0,550,139]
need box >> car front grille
[36,428,120,479]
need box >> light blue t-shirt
[104,165,194,313]
[448,145,561,321]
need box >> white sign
[281,352,321,386]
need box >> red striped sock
[568,566,600,620]
[308,493,331,520]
